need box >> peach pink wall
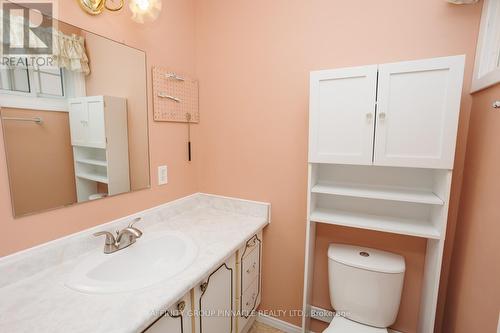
[194,0,482,331]
[0,0,198,256]
[0,2,490,332]
[442,84,500,333]
[1,108,76,216]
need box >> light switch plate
[158,165,168,185]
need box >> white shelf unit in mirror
[68,96,130,202]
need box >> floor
[249,321,286,333]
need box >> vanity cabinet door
[374,56,465,169]
[308,65,378,165]
[68,96,106,149]
[86,97,106,148]
[143,293,192,333]
[236,232,262,333]
[194,255,236,333]
[68,99,88,146]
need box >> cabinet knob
[246,237,257,249]
[246,293,257,307]
[246,262,257,274]
[177,301,186,312]
[366,113,373,121]
[379,112,386,119]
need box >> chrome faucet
[93,217,143,254]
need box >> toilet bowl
[323,244,405,333]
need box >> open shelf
[76,172,108,184]
[75,158,108,167]
[310,207,441,239]
[312,182,444,205]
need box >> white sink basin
[66,230,198,294]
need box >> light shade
[446,0,479,4]
[129,0,162,23]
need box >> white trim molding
[471,0,500,92]
[0,93,68,111]
[0,69,86,112]
[257,311,404,333]
[256,314,303,333]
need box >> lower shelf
[310,208,441,239]
[76,172,108,184]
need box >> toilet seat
[323,316,388,333]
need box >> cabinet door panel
[68,100,88,146]
[143,293,192,333]
[87,98,106,148]
[195,256,236,333]
[309,65,378,165]
[374,56,465,169]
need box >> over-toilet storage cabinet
[143,232,262,333]
[68,96,130,202]
[302,56,465,333]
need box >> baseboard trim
[309,306,403,333]
[256,313,303,333]
[256,312,403,333]
[310,305,334,324]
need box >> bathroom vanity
[144,231,263,333]
[0,194,269,333]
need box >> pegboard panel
[152,66,199,123]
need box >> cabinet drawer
[242,236,258,260]
[241,278,259,315]
[241,246,259,293]
[237,278,260,333]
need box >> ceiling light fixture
[446,0,479,4]
[129,0,162,24]
[77,0,162,23]
[78,0,124,15]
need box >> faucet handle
[129,217,142,228]
[127,217,143,239]
[93,231,116,245]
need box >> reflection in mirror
[0,13,150,217]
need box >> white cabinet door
[309,65,378,165]
[374,56,465,169]
[68,96,106,149]
[86,97,106,148]
[143,293,192,333]
[68,100,88,146]
[194,255,236,333]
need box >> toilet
[324,244,406,333]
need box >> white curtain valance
[52,32,90,75]
[0,11,90,75]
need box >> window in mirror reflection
[0,58,30,93]
[0,58,65,97]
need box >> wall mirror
[0,5,150,217]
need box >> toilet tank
[328,244,405,328]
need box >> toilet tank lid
[328,244,405,274]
